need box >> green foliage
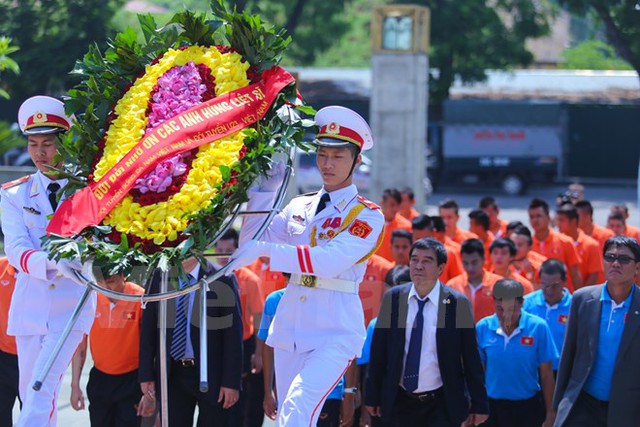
[559,0,640,76]
[561,39,633,70]
[0,120,23,156]
[0,0,125,113]
[44,1,314,281]
[0,36,19,99]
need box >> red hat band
[25,112,70,132]
[317,122,364,149]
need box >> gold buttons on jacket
[49,284,56,290]
[300,296,306,302]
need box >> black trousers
[393,387,453,427]
[317,398,341,427]
[562,391,608,427]
[227,336,265,427]
[484,393,545,427]
[167,361,229,426]
[86,367,141,427]
[0,349,19,427]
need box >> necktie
[315,193,330,215]
[170,274,195,361]
[403,297,428,392]
[47,182,61,211]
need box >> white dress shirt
[401,282,443,393]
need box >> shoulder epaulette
[295,191,318,198]
[1,175,31,190]
[356,195,380,210]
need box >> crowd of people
[1,97,639,427]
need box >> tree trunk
[592,4,640,82]
[285,0,306,36]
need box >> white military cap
[315,106,373,151]
[18,95,72,135]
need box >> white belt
[289,274,358,294]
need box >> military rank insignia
[520,336,534,346]
[348,219,373,239]
[558,314,568,324]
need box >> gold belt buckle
[300,275,317,288]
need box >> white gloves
[226,240,272,271]
[55,259,85,285]
[258,160,287,192]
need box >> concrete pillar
[369,5,430,210]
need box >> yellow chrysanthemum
[97,46,250,244]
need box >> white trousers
[274,345,353,427]
[15,330,84,427]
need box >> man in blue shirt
[523,259,572,373]
[553,235,640,427]
[476,278,558,427]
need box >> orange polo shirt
[492,218,509,238]
[400,207,420,221]
[89,282,144,375]
[235,267,264,341]
[449,227,479,245]
[573,231,604,285]
[376,214,412,262]
[481,232,495,269]
[513,251,547,286]
[358,255,393,326]
[447,270,503,323]
[492,268,534,295]
[583,224,614,251]
[0,258,17,355]
[440,246,463,284]
[532,229,580,291]
[624,225,640,242]
[246,259,287,299]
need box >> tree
[0,0,124,120]
[562,39,633,70]
[0,36,19,99]
[393,0,556,109]
[560,0,640,81]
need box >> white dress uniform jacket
[240,184,384,356]
[0,171,96,336]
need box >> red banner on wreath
[47,67,295,237]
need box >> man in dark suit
[553,235,640,427]
[139,257,243,426]
[365,238,488,427]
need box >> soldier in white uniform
[230,106,385,426]
[0,96,96,426]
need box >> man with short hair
[528,198,582,291]
[411,215,463,283]
[523,259,572,374]
[553,236,640,426]
[556,204,603,287]
[447,239,504,323]
[489,238,534,293]
[377,188,412,262]
[610,205,640,242]
[439,199,478,244]
[509,226,546,286]
[366,238,488,427]
[391,229,412,266]
[399,186,420,220]
[607,212,627,237]
[469,209,494,267]
[479,196,508,238]
[575,201,614,250]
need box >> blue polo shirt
[523,289,572,370]
[476,310,559,400]
[357,318,377,365]
[257,289,286,341]
[257,288,344,399]
[583,284,634,401]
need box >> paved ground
[12,182,638,426]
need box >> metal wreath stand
[32,148,295,427]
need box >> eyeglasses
[603,254,636,265]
